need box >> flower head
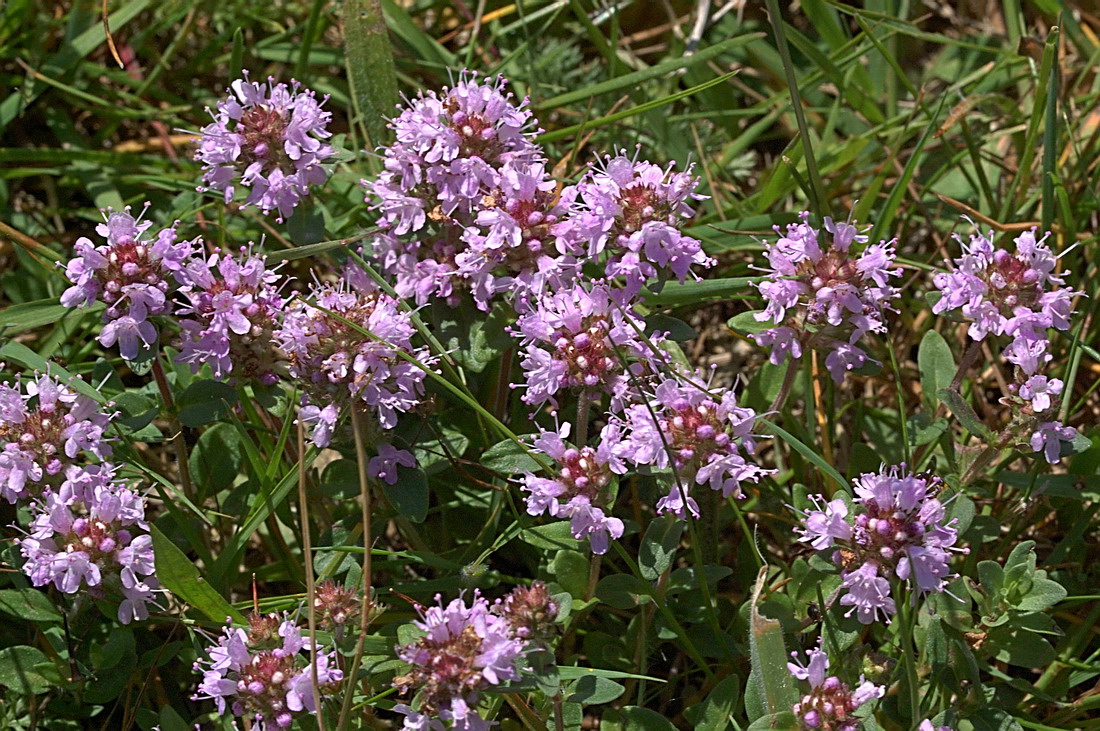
[275,277,432,446]
[752,213,900,383]
[196,73,333,221]
[394,592,525,731]
[368,71,544,308]
[520,422,625,554]
[613,370,773,518]
[796,465,968,624]
[559,149,713,298]
[60,207,196,359]
[176,248,287,384]
[18,469,158,623]
[193,613,342,728]
[512,283,659,412]
[0,373,114,503]
[789,645,884,731]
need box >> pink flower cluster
[195,72,334,221]
[753,213,901,383]
[797,464,967,624]
[933,225,1081,463]
[193,612,343,729]
[788,644,884,730]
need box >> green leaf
[0,646,52,695]
[382,466,429,523]
[937,388,994,440]
[602,706,678,731]
[643,277,765,307]
[0,341,105,402]
[745,712,799,731]
[521,521,582,551]
[918,330,955,409]
[344,0,399,148]
[176,380,238,428]
[638,514,682,581]
[686,673,741,731]
[482,439,541,475]
[986,625,1057,667]
[151,524,245,623]
[727,310,775,336]
[596,574,654,610]
[761,420,850,492]
[0,298,100,334]
[550,550,590,599]
[746,568,797,722]
[0,589,61,623]
[1017,577,1066,612]
[645,314,697,342]
[566,674,626,706]
[189,422,243,497]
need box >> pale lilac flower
[17,469,158,624]
[520,423,624,554]
[1018,375,1062,413]
[368,71,543,307]
[367,443,416,485]
[60,208,196,359]
[752,212,901,383]
[613,370,773,519]
[932,225,1080,375]
[558,149,713,298]
[196,73,333,221]
[511,282,658,412]
[796,465,967,625]
[0,373,114,503]
[788,645,883,731]
[276,278,432,447]
[1030,421,1077,464]
[788,644,883,731]
[394,593,525,731]
[193,613,342,728]
[176,248,286,384]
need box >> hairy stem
[151,357,195,501]
[298,419,326,731]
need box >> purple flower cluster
[368,72,554,309]
[753,213,901,383]
[176,248,286,384]
[788,644,884,731]
[0,373,113,503]
[797,465,967,624]
[512,283,657,412]
[932,225,1081,463]
[613,371,773,519]
[61,208,196,359]
[393,592,526,731]
[196,73,334,221]
[275,278,431,447]
[18,467,158,624]
[193,612,343,729]
[558,150,714,298]
[520,423,625,554]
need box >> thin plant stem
[575,389,591,446]
[336,408,375,730]
[897,588,922,724]
[768,357,800,416]
[298,419,326,731]
[151,357,195,501]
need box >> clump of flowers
[788,644,884,730]
[313,580,361,634]
[0,372,114,503]
[193,612,343,729]
[796,465,967,624]
[17,469,158,624]
[195,73,334,222]
[393,592,525,731]
[60,207,197,359]
[932,224,1081,463]
[752,213,901,383]
[275,277,431,447]
[493,581,560,648]
[511,282,659,412]
[614,370,773,519]
[455,160,576,309]
[559,149,713,298]
[175,247,286,384]
[367,71,544,307]
[520,423,625,554]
